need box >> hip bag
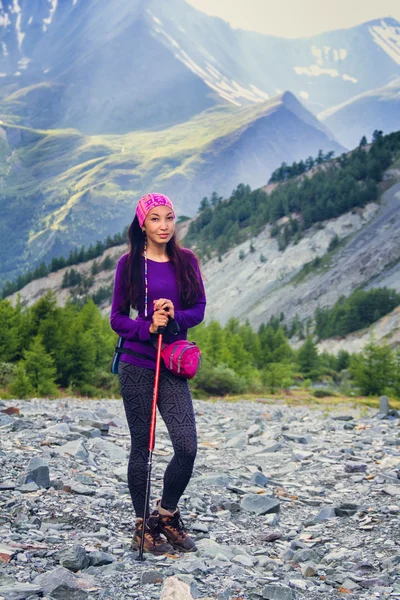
[111,335,201,379]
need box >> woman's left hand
[154,298,175,319]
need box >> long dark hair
[123,215,203,312]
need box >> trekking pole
[137,326,165,562]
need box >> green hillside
[0,92,343,286]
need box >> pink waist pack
[161,340,201,379]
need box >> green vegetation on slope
[185,130,400,258]
[0,97,289,286]
[1,293,399,399]
[314,288,400,340]
[1,230,127,298]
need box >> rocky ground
[0,395,399,600]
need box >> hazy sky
[186,0,400,38]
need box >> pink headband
[136,193,175,228]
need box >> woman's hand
[149,308,169,334]
[153,298,175,319]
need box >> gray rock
[0,582,43,600]
[195,539,234,560]
[262,583,294,599]
[53,440,89,461]
[192,473,233,487]
[88,437,127,461]
[78,419,110,433]
[113,466,128,482]
[219,500,241,512]
[344,462,367,473]
[33,567,80,594]
[88,551,114,566]
[58,545,90,572]
[292,450,314,461]
[23,457,50,489]
[44,423,71,435]
[314,506,338,521]
[250,471,270,487]
[69,425,101,438]
[191,521,209,533]
[301,562,317,577]
[15,481,39,493]
[141,570,165,585]
[379,395,390,416]
[0,414,14,426]
[0,481,16,490]
[225,432,248,449]
[160,576,194,600]
[241,494,280,515]
[48,584,89,599]
[232,554,254,567]
[262,442,284,453]
[67,483,96,496]
[283,433,312,444]
[292,548,319,563]
[335,503,358,516]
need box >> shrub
[312,388,338,398]
[193,361,246,396]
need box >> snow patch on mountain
[0,13,11,27]
[333,48,348,61]
[11,0,24,51]
[18,56,30,70]
[151,14,162,26]
[294,65,340,78]
[249,84,269,100]
[343,74,357,83]
[43,0,58,32]
[370,21,400,65]
[311,45,348,64]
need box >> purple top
[110,249,206,370]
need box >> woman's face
[143,205,175,246]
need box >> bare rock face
[160,576,194,600]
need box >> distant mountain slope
[317,305,400,355]
[202,179,400,329]
[320,79,400,148]
[0,92,344,286]
[8,177,400,354]
[1,1,400,131]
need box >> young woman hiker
[110,193,206,555]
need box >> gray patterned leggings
[118,361,197,518]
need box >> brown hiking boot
[131,511,175,555]
[156,501,197,552]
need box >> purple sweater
[110,249,206,370]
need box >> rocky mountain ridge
[0,92,345,287]
[320,78,400,149]
[1,1,399,131]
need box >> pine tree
[298,336,319,377]
[351,337,394,396]
[23,335,57,396]
[9,362,34,399]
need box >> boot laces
[168,513,186,539]
[146,515,163,543]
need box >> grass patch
[194,388,400,410]
[290,237,347,286]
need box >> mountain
[0,92,345,287]
[1,1,400,132]
[7,173,400,354]
[319,79,400,148]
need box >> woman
[110,193,206,555]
